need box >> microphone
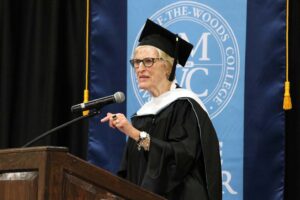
[71,91,125,113]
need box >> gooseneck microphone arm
[22,109,100,148]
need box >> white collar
[136,82,207,116]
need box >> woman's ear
[164,62,172,80]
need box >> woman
[101,19,222,200]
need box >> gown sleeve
[141,100,204,195]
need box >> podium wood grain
[0,146,165,200]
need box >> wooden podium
[0,146,165,200]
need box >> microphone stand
[22,109,101,148]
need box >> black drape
[0,0,87,159]
[285,0,300,199]
[0,0,300,199]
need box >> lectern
[0,146,165,200]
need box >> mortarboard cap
[138,19,193,81]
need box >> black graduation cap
[138,19,193,81]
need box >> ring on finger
[112,114,117,120]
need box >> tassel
[283,81,292,110]
[83,89,90,116]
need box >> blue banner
[88,0,127,173]
[89,0,285,199]
[127,1,246,199]
[244,0,285,199]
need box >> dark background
[0,0,299,199]
[0,0,87,158]
[284,0,300,199]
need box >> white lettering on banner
[180,67,209,98]
[130,1,240,121]
[192,7,229,42]
[165,6,189,19]
[223,171,238,195]
[219,141,238,195]
[185,32,211,61]
[219,141,223,165]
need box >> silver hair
[134,45,174,75]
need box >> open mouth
[139,75,150,81]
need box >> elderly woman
[101,19,222,200]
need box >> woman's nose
[136,62,146,72]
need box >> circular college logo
[130,1,240,119]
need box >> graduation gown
[118,89,222,200]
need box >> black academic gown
[118,98,222,200]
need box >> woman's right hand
[100,112,140,141]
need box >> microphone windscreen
[114,91,125,103]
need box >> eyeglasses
[129,57,163,69]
